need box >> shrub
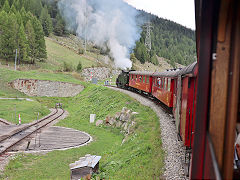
[130,53,137,63]
[78,49,84,54]
[63,62,73,72]
[77,61,82,72]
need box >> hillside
[133,10,196,67]
[48,34,183,73]
[0,0,195,73]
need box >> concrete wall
[10,79,84,97]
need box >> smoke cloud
[58,0,141,69]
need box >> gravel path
[108,86,187,180]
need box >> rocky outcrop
[82,67,121,81]
[96,107,138,144]
[10,79,84,97]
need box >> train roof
[176,61,197,76]
[129,71,154,76]
[152,69,180,77]
[153,61,197,78]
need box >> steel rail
[0,108,65,155]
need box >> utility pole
[14,49,17,71]
[144,21,153,52]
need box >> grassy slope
[2,83,164,179]
[44,38,97,71]
[0,36,164,179]
[0,68,80,123]
[0,99,50,124]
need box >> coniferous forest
[0,0,67,64]
[133,11,196,67]
[0,0,196,67]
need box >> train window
[161,78,164,88]
[143,76,145,83]
[158,78,161,88]
[188,78,191,88]
[139,75,142,82]
[135,75,137,81]
[164,78,167,90]
[147,76,149,83]
[168,78,171,91]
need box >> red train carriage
[152,71,176,107]
[177,62,198,148]
[129,71,154,93]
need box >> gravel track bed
[108,86,187,180]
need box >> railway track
[0,108,64,155]
[0,119,11,126]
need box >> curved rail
[0,108,65,155]
[0,119,11,125]
[0,109,58,143]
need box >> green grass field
[0,67,82,123]
[0,39,165,179]
[0,99,50,124]
[2,85,164,179]
[45,38,97,71]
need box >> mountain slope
[134,10,196,67]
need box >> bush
[63,62,73,72]
[130,53,137,63]
[78,49,84,54]
[77,61,82,72]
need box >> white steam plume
[58,0,141,69]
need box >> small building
[69,154,101,180]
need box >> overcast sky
[124,0,195,30]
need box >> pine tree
[150,54,159,65]
[12,0,21,11]
[2,0,10,13]
[32,16,46,61]
[25,20,36,63]
[141,46,149,63]
[17,22,29,63]
[20,7,28,25]
[40,6,52,36]
[1,13,18,61]
[15,11,22,26]
[0,10,8,59]
[29,0,42,18]
[54,13,65,36]
[21,0,30,12]
[130,53,137,63]
[10,4,17,14]
[8,0,14,6]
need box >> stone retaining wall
[82,67,121,81]
[10,79,84,97]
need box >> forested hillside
[133,11,196,67]
[0,0,67,64]
[0,0,196,68]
